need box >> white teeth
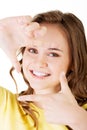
[33,71,48,76]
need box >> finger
[25,22,40,32]
[17,16,32,25]
[34,26,47,38]
[59,72,78,105]
[24,22,40,38]
[18,94,44,102]
[59,72,71,94]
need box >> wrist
[68,105,87,130]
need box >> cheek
[22,57,28,68]
[22,55,35,72]
[23,54,32,65]
[22,55,30,73]
[52,59,70,75]
[22,60,27,75]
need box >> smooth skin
[22,23,71,93]
[19,23,87,130]
[0,16,87,130]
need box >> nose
[36,56,48,68]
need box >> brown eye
[28,48,38,54]
[48,52,59,57]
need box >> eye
[27,48,38,54]
[48,52,60,57]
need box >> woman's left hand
[18,72,87,129]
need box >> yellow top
[0,86,83,130]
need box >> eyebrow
[48,48,63,52]
[31,45,63,52]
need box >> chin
[30,82,47,90]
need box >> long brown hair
[10,10,87,130]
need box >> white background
[0,0,86,93]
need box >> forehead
[32,23,69,49]
[40,23,68,39]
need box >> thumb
[59,72,78,104]
[59,72,70,94]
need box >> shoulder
[82,103,87,110]
[0,86,16,106]
[0,86,12,92]
[0,86,14,97]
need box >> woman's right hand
[0,16,46,72]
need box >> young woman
[0,10,87,130]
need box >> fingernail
[59,72,65,80]
[61,72,65,76]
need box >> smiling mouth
[30,70,50,78]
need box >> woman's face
[22,23,71,94]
